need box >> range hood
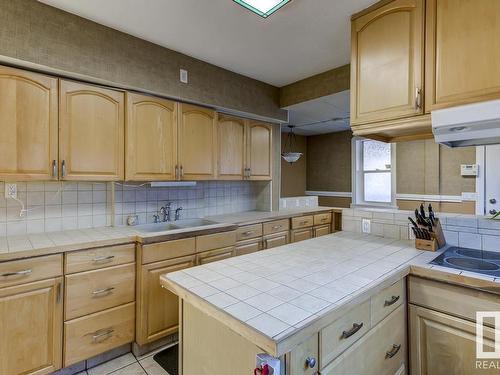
[432,99,500,147]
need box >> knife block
[414,218,445,252]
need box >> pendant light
[281,125,303,164]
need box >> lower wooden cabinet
[136,255,196,345]
[286,334,319,375]
[263,231,289,249]
[235,238,262,256]
[197,247,234,265]
[291,228,313,243]
[313,224,331,238]
[0,277,63,375]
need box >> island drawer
[263,219,290,235]
[291,215,314,229]
[196,231,236,253]
[142,238,195,264]
[235,238,262,256]
[320,299,371,368]
[0,254,62,288]
[314,212,332,226]
[65,263,135,320]
[197,246,234,265]
[236,223,263,241]
[371,279,405,326]
[65,244,135,273]
[64,302,135,366]
[321,305,406,375]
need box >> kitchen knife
[420,203,427,219]
[428,204,436,226]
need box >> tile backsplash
[0,181,270,237]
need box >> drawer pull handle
[300,221,308,225]
[305,357,316,369]
[1,269,32,277]
[242,231,255,236]
[272,225,282,230]
[92,255,115,263]
[341,322,363,339]
[384,295,400,307]
[321,217,328,222]
[92,287,115,296]
[90,328,114,343]
[385,344,401,359]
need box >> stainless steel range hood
[432,99,500,147]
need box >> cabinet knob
[305,357,316,369]
[490,198,497,204]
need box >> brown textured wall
[318,196,352,208]
[280,133,307,197]
[0,0,286,121]
[306,131,353,192]
[280,65,350,107]
[440,145,476,195]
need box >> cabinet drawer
[321,305,406,375]
[65,244,135,273]
[0,254,62,288]
[197,247,234,265]
[196,231,236,253]
[263,219,289,235]
[314,213,332,226]
[142,238,195,264]
[287,334,319,375]
[313,225,331,238]
[236,224,263,241]
[291,228,313,243]
[64,302,135,366]
[320,299,371,368]
[263,232,289,249]
[291,215,314,229]
[409,276,500,323]
[371,279,405,326]
[65,263,135,320]
[235,239,261,256]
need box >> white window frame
[351,137,398,209]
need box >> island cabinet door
[351,0,424,125]
[136,255,196,345]
[0,66,58,181]
[59,80,125,181]
[178,103,217,180]
[409,304,498,375]
[125,93,178,181]
[217,114,246,180]
[425,0,500,111]
[286,334,319,375]
[0,278,63,375]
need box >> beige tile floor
[75,346,172,375]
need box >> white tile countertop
[160,231,500,356]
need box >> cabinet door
[246,122,272,181]
[425,0,500,111]
[351,0,424,125]
[409,304,497,375]
[313,225,331,238]
[197,247,234,265]
[291,228,313,243]
[287,334,319,375]
[126,93,178,181]
[59,80,124,181]
[0,278,63,375]
[178,103,217,180]
[136,255,196,345]
[0,66,58,181]
[217,114,246,180]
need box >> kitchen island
[161,232,438,375]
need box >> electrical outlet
[5,183,17,199]
[180,69,188,84]
[362,218,371,234]
[408,224,416,240]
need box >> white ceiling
[38,0,376,87]
[282,90,351,136]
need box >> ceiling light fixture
[281,125,303,164]
[233,0,291,18]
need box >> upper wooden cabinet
[246,121,273,180]
[59,80,124,181]
[425,0,500,111]
[217,115,246,180]
[178,104,217,180]
[0,66,58,181]
[126,93,178,181]
[351,0,424,125]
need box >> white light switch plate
[180,69,188,83]
[5,183,17,199]
[362,218,371,234]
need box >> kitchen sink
[135,223,181,233]
[173,219,219,228]
[431,246,500,276]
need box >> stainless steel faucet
[153,213,161,223]
[159,202,172,222]
[175,207,183,221]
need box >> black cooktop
[431,247,500,277]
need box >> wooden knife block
[414,218,446,252]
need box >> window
[352,138,397,208]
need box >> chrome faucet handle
[153,214,161,224]
[175,207,183,221]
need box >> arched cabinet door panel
[59,80,124,181]
[217,114,246,180]
[246,122,273,181]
